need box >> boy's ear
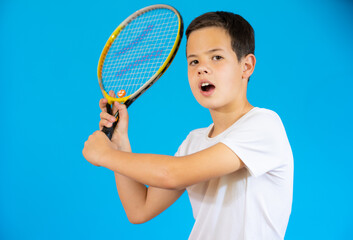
[241,54,256,80]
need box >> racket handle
[102,103,119,140]
[102,123,117,140]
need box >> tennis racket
[97,4,183,139]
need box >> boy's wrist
[111,133,132,152]
[99,146,116,168]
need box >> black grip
[102,103,119,140]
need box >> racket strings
[102,8,180,97]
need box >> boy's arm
[83,132,244,190]
[111,133,184,224]
[93,92,184,224]
[114,172,184,224]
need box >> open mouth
[200,82,215,92]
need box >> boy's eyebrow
[187,48,225,59]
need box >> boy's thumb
[113,102,128,118]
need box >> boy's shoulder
[233,107,288,143]
[249,107,280,118]
[241,107,283,127]
[185,107,282,139]
[176,107,286,156]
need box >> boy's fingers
[107,91,121,114]
[114,102,129,121]
[116,102,127,113]
[109,90,116,98]
[100,111,117,122]
[113,101,127,115]
[99,91,117,112]
[99,119,114,129]
[100,91,127,119]
[99,98,108,112]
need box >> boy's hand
[99,91,131,152]
[83,130,115,167]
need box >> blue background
[1,0,352,239]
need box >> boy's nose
[198,70,208,75]
[197,65,209,75]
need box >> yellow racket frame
[97,4,183,105]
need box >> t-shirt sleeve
[220,110,292,177]
[174,135,190,157]
[174,144,182,157]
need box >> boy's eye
[189,60,199,66]
[212,55,223,61]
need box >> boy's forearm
[114,172,150,222]
[111,134,151,220]
[102,149,175,189]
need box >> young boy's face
[186,27,248,111]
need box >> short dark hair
[186,11,255,61]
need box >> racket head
[97,4,183,107]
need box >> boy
[83,11,293,240]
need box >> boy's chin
[196,97,241,112]
[196,99,222,110]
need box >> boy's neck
[208,101,254,138]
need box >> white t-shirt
[175,107,293,240]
